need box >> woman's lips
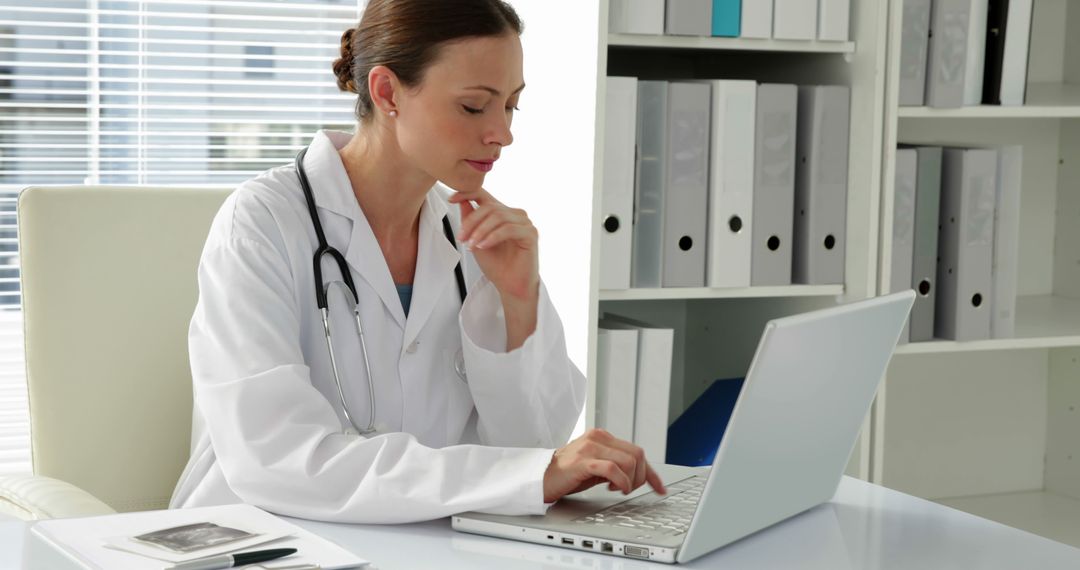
[465,159,495,173]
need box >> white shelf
[607,33,855,54]
[894,295,1080,354]
[599,284,844,301]
[898,83,1080,119]
[936,491,1080,549]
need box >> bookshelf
[586,0,890,482]
[874,0,1080,549]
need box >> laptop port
[601,542,613,553]
[624,545,649,559]
[547,535,554,540]
[561,537,574,545]
[582,540,594,549]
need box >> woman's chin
[441,173,485,194]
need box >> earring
[389,110,398,118]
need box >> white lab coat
[169,130,585,523]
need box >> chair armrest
[0,474,116,520]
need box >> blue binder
[712,0,741,37]
[666,377,745,466]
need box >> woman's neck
[337,127,434,244]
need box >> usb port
[582,540,594,549]
[561,537,574,545]
[624,545,649,559]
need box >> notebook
[31,503,368,569]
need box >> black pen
[168,548,297,570]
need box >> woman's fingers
[585,459,632,494]
[597,434,652,492]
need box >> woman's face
[394,32,524,192]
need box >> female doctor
[170,0,665,523]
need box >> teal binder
[712,0,741,37]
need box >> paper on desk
[102,529,293,563]
[32,503,368,569]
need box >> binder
[712,0,741,37]
[609,0,666,35]
[751,83,798,286]
[998,0,1033,105]
[662,82,710,287]
[898,0,932,106]
[892,149,919,344]
[774,0,817,40]
[741,0,773,38]
[599,77,638,290]
[666,0,714,36]
[596,327,639,442]
[964,0,989,106]
[702,80,756,288]
[600,315,674,464]
[991,145,1022,338]
[818,0,850,41]
[925,0,971,108]
[935,148,997,341]
[632,80,668,288]
[666,377,744,467]
[908,146,943,342]
[793,85,851,285]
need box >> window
[0,0,359,475]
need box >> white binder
[666,0,713,36]
[898,0,932,106]
[751,83,798,286]
[991,145,1023,338]
[964,0,989,106]
[600,77,638,290]
[999,0,1034,106]
[662,82,710,288]
[818,0,850,41]
[892,148,918,344]
[909,146,943,342]
[936,148,997,341]
[773,0,817,40]
[702,80,756,289]
[632,80,668,288]
[741,0,773,38]
[925,0,971,108]
[596,327,639,442]
[600,316,674,464]
[609,0,665,35]
[793,85,850,285]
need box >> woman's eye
[463,105,483,115]
[506,106,520,113]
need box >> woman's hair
[332,0,524,122]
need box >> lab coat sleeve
[190,228,556,523]
[458,276,587,449]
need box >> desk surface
[4,477,1080,569]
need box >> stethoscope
[296,147,467,435]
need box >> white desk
[3,477,1079,569]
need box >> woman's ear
[368,65,400,117]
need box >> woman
[170,0,664,523]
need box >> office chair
[0,186,231,520]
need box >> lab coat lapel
[402,192,462,349]
[302,131,406,329]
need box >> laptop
[452,291,915,564]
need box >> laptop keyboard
[571,476,704,536]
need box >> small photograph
[132,522,257,553]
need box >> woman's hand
[449,187,540,303]
[543,429,667,503]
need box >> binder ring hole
[728,215,743,233]
[918,279,931,296]
[824,235,836,250]
[971,293,983,307]
[767,236,781,251]
[603,215,620,233]
[678,236,693,251]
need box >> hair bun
[333,27,358,93]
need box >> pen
[168,548,297,570]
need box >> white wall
[485,2,600,381]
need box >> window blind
[0,0,361,475]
